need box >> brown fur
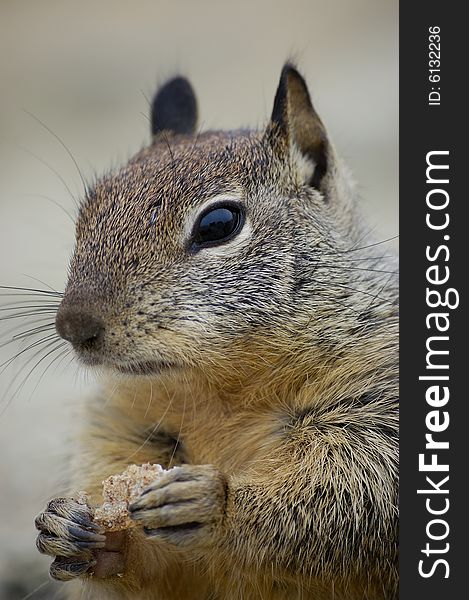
[35,65,398,599]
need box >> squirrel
[34,64,398,600]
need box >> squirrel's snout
[56,305,105,350]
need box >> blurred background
[0,0,397,596]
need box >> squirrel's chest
[180,406,286,472]
[107,380,288,473]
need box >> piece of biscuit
[93,463,164,531]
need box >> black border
[400,2,466,596]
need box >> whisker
[317,263,398,276]
[340,235,399,255]
[0,309,58,322]
[126,391,175,462]
[72,359,84,388]
[103,379,120,409]
[344,224,379,254]
[0,304,60,312]
[320,254,396,264]
[160,130,175,163]
[310,293,362,318]
[22,274,63,296]
[360,273,397,318]
[0,317,56,344]
[144,380,154,419]
[8,342,66,410]
[168,392,186,468]
[12,322,56,341]
[0,322,56,349]
[0,284,63,296]
[22,108,88,195]
[131,384,138,409]
[189,124,204,158]
[1,338,64,414]
[140,89,151,108]
[0,332,59,372]
[18,578,51,600]
[316,278,395,305]
[19,192,76,224]
[27,342,68,402]
[64,351,77,374]
[0,299,60,310]
[12,140,79,208]
[139,111,152,125]
[50,347,73,376]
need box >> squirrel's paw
[35,496,121,581]
[129,464,227,547]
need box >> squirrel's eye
[193,205,243,247]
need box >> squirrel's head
[56,64,358,379]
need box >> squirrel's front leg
[129,464,227,547]
[34,420,189,587]
[35,496,126,581]
[127,447,397,599]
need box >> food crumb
[94,463,164,531]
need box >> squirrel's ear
[267,64,328,189]
[151,76,198,136]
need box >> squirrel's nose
[56,306,105,349]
